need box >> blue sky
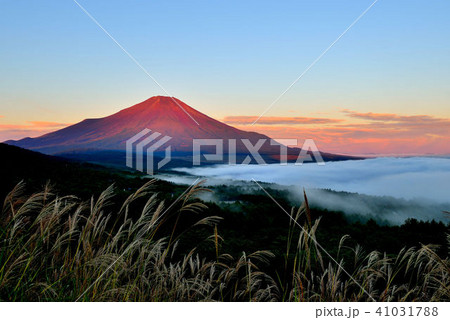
[0,0,449,154]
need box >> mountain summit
[6,96,274,153]
[5,96,356,163]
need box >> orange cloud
[223,116,342,125]
[342,109,450,125]
[229,110,450,156]
[27,121,70,128]
[245,125,450,155]
[0,121,70,142]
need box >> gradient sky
[1,0,449,154]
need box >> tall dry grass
[0,181,448,301]
[282,195,449,301]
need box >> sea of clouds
[170,157,450,203]
[156,157,450,224]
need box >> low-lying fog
[156,157,450,224]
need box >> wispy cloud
[0,121,70,142]
[227,110,450,155]
[27,121,70,128]
[223,116,342,125]
[342,109,450,126]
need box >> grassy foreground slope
[0,144,448,301]
[0,181,448,301]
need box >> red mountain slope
[5,96,357,162]
[6,96,278,154]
